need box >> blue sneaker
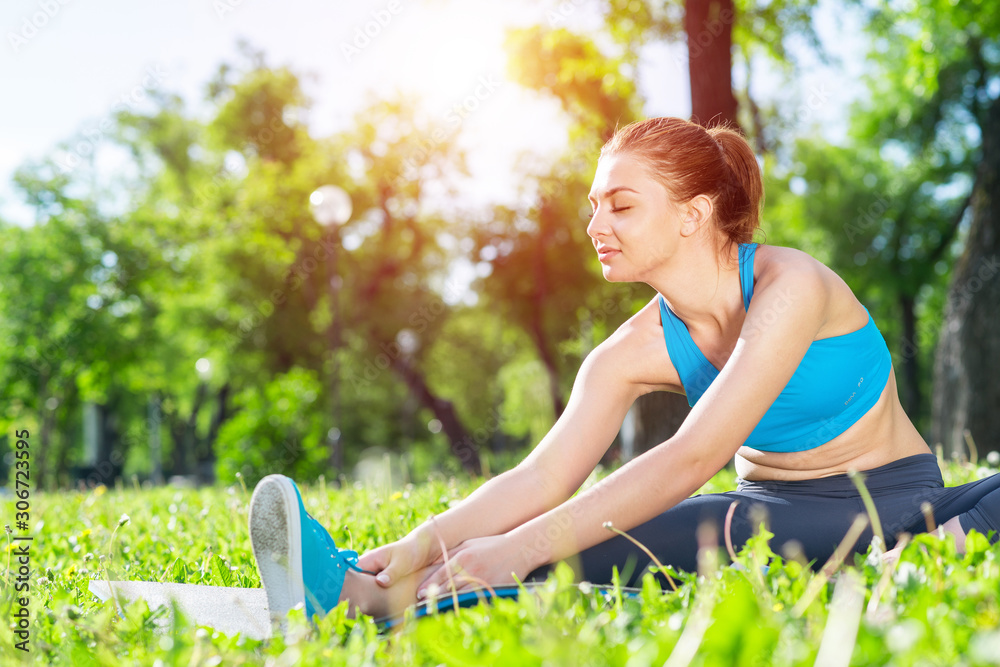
[249,474,370,623]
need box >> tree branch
[927,189,974,266]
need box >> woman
[249,116,1000,621]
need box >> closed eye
[588,206,632,218]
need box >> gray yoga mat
[88,579,640,639]
[89,580,273,640]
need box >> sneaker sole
[249,474,305,624]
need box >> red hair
[600,117,764,247]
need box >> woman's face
[587,153,686,283]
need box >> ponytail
[707,126,764,246]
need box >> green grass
[3,459,1000,666]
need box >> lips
[597,246,620,262]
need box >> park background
[1,0,998,492]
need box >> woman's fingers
[357,544,409,587]
[416,558,475,600]
[356,546,388,573]
[416,563,451,600]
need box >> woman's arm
[417,260,831,590]
[359,306,666,585]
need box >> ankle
[940,516,967,553]
[338,569,374,618]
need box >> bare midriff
[734,369,933,482]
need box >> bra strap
[658,296,698,382]
[738,243,758,311]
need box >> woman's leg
[525,454,976,586]
[879,467,1000,562]
[913,472,1000,545]
[338,565,439,619]
[524,485,869,588]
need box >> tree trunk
[628,391,691,458]
[685,0,739,128]
[898,293,922,424]
[932,95,1000,458]
[527,316,567,419]
[532,200,567,418]
[196,382,231,485]
[186,382,207,473]
[167,383,207,477]
[389,352,483,476]
[626,2,739,455]
[202,382,231,457]
[35,369,50,490]
[101,396,125,486]
[168,412,187,477]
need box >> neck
[647,236,745,332]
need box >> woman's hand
[415,533,535,600]
[356,532,435,588]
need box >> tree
[761,133,971,433]
[0,46,520,486]
[492,26,647,423]
[850,0,1000,455]
[1,159,162,488]
[935,98,1000,457]
[594,0,822,455]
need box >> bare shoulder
[752,245,869,337]
[584,295,683,395]
[753,244,832,283]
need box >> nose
[587,208,609,241]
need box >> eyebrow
[588,186,640,202]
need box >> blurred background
[1,0,997,491]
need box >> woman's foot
[248,474,370,623]
[881,516,967,566]
[338,562,441,620]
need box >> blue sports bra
[658,243,892,453]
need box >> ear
[679,195,714,238]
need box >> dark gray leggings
[525,453,1000,587]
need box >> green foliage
[496,346,557,446]
[208,65,309,165]
[214,368,328,486]
[856,0,999,151]
[505,25,641,141]
[0,45,517,486]
[756,0,997,435]
[4,460,999,665]
[3,0,996,492]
